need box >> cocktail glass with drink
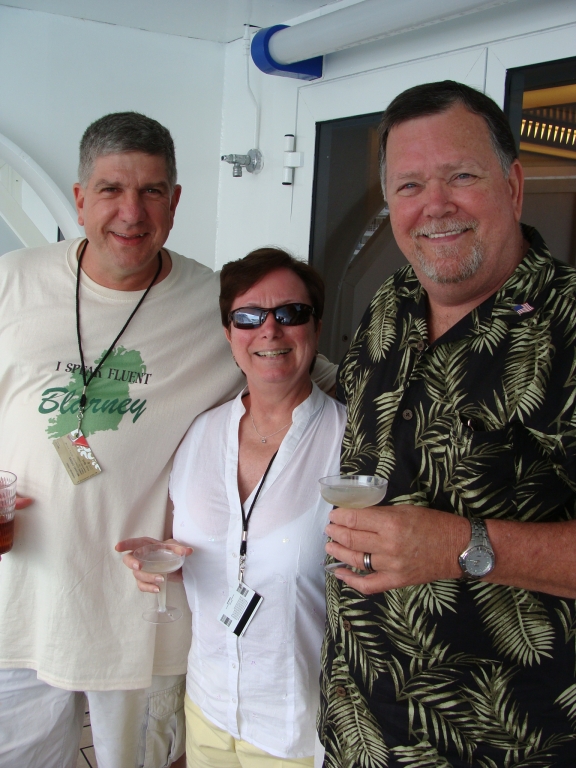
[0,472,17,556]
[133,543,185,623]
[320,474,388,574]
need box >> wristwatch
[458,518,495,579]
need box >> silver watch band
[469,518,490,548]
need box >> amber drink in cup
[0,472,17,555]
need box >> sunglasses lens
[230,304,314,329]
[230,309,265,329]
[275,304,313,325]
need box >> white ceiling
[0,0,346,43]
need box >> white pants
[313,736,325,768]
[0,668,185,768]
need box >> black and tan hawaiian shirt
[319,226,576,767]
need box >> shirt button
[232,663,236,669]
[336,686,347,698]
[402,409,413,420]
[343,620,352,631]
[416,340,426,351]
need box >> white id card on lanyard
[218,582,263,636]
[216,450,277,637]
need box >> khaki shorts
[184,694,314,768]
[140,675,186,768]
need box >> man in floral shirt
[319,81,576,766]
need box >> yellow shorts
[184,694,314,768]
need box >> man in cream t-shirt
[0,112,335,768]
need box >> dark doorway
[309,112,405,363]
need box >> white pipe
[269,0,520,65]
[0,132,82,240]
[244,25,261,149]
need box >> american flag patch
[513,303,534,315]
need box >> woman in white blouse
[121,248,346,767]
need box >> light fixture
[252,0,520,80]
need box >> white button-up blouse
[170,383,346,758]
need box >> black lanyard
[239,450,277,582]
[75,240,162,428]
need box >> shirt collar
[230,382,325,509]
[232,381,324,430]
[403,225,553,346]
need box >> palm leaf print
[339,596,389,691]
[341,367,380,473]
[413,581,460,617]
[396,314,428,387]
[446,441,514,517]
[325,654,390,768]
[325,566,343,639]
[367,276,399,363]
[463,664,575,763]
[471,583,554,666]
[553,350,576,451]
[556,600,576,673]
[502,322,551,420]
[388,655,477,761]
[549,295,576,347]
[419,343,468,409]
[469,316,509,355]
[378,588,452,665]
[373,389,404,478]
[391,738,453,766]
[556,684,576,729]
[554,269,576,347]
[477,391,513,430]
[463,664,530,749]
[499,238,552,298]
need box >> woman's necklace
[250,410,292,443]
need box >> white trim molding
[0,132,82,240]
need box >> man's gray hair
[78,112,177,189]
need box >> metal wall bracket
[221,148,263,177]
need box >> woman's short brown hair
[219,247,324,328]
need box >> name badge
[53,429,102,485]
[218,581,263,637]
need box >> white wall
[0,5,225,264]
[1,2,575,272]
[215,0,576,268]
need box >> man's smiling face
[384,103,523,293]
[73,151,181,289]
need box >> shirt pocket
[446,414,516,518]
[142,678,186,768]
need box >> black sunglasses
[228,303,316,329]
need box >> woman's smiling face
[225,268,321,390]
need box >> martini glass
[320,475,388,574]
[133,543,185,623]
